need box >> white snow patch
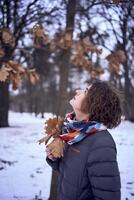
[0,112,134,200]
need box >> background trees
[0,0,133,199]
[0,0,59,126]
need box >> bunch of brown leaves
[91,66,104,79]
[32,23,49,48]
[106,50,126,74]
[0,60,25,89]
[49,31,72,50]
[0,28,15,47]
[0,48,5,58]
[39,117,64,145]
[71,37,102,76]
[0,60,39,89]
[27,68,40,84]
[56,32,72,49]
[32,24,104,78]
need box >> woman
[46,80,121,200]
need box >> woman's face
[70,86,90,112]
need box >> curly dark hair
[81,80,122,129]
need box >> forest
[0,0,134,200]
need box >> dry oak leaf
[47,137,64,158]
[29,72,40,84]
[116,50,126,63]
[38,117,64,145]
[72,41,84,54]
[12,76,21,90]
[82,37,102,54]
[90,66,104,79]
[56,32,72,49]
[9,61,25,73]
[4,60,26,90]
[45,117,64,136]
[106,50,126,63]
[27,69,40,84]
[109,63,120,74]
[0,65,9,81]
[33,24,45,37]
[32,23,49,47]
[94,66,104,75]
[91,71,98,79]
[1,28,15,46]
[0,48,5,58]
[8,71,22,90]
[106,50,126,74]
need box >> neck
[74,110,89,121]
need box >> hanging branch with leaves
[0,27,40,89]
[0,22,126,88]
[106,50,126,74]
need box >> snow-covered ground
[0,112,134,200]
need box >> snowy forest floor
[0,111,134,200]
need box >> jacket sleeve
[87,145,121,200]
[46,157,60,171]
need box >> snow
[0,112,53,200]
[110,121,134,200]
[0,112,134,200]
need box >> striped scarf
[60,112,103,145]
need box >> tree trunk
[123,58,134,121]
[49,0,76,199]
[48,171,59,200]
[0,82,9,127]
[123,61,134,121]
[56,49,71,117]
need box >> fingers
[46,137,64,159]
[50,148,64,158]
[46,147,54,160]
[48,154,55,160]
[46,146,64,158]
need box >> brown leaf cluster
[0,48,5,58]
[47,137,64,158]
[31,24,103,77]
[106,50,126,74]
[0,28,15,47]
[91,66,104,79]
[27,68,40,84]
[32,23,49,48]
[71,37,102,72]
[0,60,40,89]
[45,117,64,136]
[39,117,64,145]
[2,60,26,89]
[72,37,102,56]
[71,54,93,70]
[49,31,72,50]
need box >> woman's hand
[46,137,64,160]
[46,147,56,160]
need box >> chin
[69,99,73,106]
[70,99,75,108]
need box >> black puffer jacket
[46,130,121,200]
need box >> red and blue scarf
[60,112,103,145]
